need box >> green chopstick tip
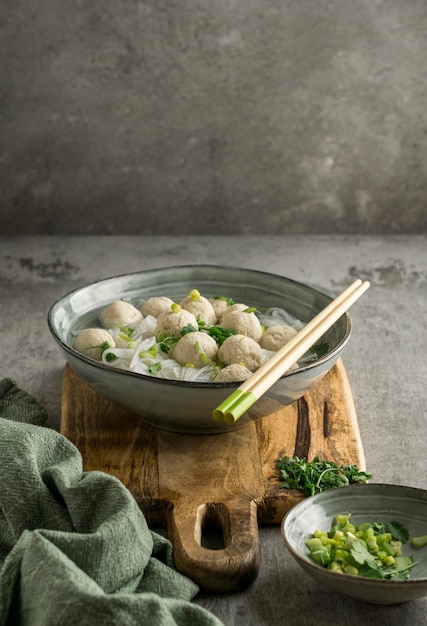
[212,409,225,422]
[212,389,257,424]
[223,411,238,425]
[212,389,245,422]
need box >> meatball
[172,331,218,368]
[99,300,143,329]
[221,309,263,343]
[214,363,253,383]
[220,303,249,324]
[73,328,116,361]
[155,307,198,337]
[140,296,174,318]
[180,290,216,325]
[218,334,263,372]
[208,297,232,323]
[260,325,298,351]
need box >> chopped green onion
[200,353,216,366]
[139,344,159,359]
[305,513,418,580]
[119,326,134,337]
[412,535,427,547]
[118,332,135,343]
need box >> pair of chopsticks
[212,278,370,424]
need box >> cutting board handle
[168,498,261,593]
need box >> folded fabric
[0,379,224,626]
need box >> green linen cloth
[0,379,224,626]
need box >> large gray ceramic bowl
[48,265,351,434]
[281,483,427,605]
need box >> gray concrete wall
[1,1,426,235]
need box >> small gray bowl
[281,483,427,605]
[48,265,351,434]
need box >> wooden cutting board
[60,358,365,593]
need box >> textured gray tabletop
[1,235,426,625]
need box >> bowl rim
[47,264,352,389]
[281,482,427,585]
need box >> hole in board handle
[196,503,228,551]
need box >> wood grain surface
[60,358,365,592]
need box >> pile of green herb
[277,455,372,496]
[196,318,236,346]
[156,317,236,355]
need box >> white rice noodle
[258,307,304,331]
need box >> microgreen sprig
[277,455,372,496]
[196,317,236,346]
